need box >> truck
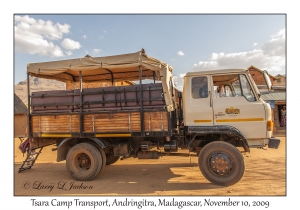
[19,49,280,186]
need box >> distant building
[14,93,28,137]
[247,66,286,132]
[273,74,286,86]
[248,65,277,85]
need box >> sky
[14,14,286,90]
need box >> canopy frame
[26,49,175,138]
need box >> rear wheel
[198,141,245,186]
[66,143,103,181]
[98,145,107,169]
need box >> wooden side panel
[32,115,80,133]
[128,112,142,132]
[84,112,141,133]
[31,111,169,135]
[144,111,169,132]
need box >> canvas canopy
[27,49,175,111]
[27,49,173,83]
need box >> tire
[198,141,245,186]
[106,156,119,165]
[88,141,107,170]
[99,146,107,169]
[66,143,103,181]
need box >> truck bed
[30,83,171,138]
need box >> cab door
[212,73,266,139]
[183,75,214,126]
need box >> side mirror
[263,70,272,92]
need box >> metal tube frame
[79,71,83,137]
[27,73,32,138]
[139,65,145,137]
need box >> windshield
[246,71,261,96]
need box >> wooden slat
[31,115,80,133]
[144,111,168,132]
[84,113,134,132]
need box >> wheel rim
[76,153,91,170]
[209,153,233,176]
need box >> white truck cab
[183,69,274,148]
[180,69,279,185]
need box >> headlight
[267,120,273,131]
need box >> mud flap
[268,138,280,149]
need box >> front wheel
[198,141,245,186]
[66,143,103,181]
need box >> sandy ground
[14,135,286,196]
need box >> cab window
[214,85,233,98]
[192,77,208,99]
[232,79,242,96]
[212,73,256,101]
[212,74,237,98]
[239,74,256,101]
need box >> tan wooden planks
[84,112,141,132]
[32,110,169,134]
[144,111,168,132]
[32,115,80,133]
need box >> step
[25,158,36,162]
[30,151,41,155]
[18,147,43,173]
[18,166,32,172]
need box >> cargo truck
[19,49,280,186]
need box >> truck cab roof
[185,69,248,77]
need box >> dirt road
[14,136,286,196]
